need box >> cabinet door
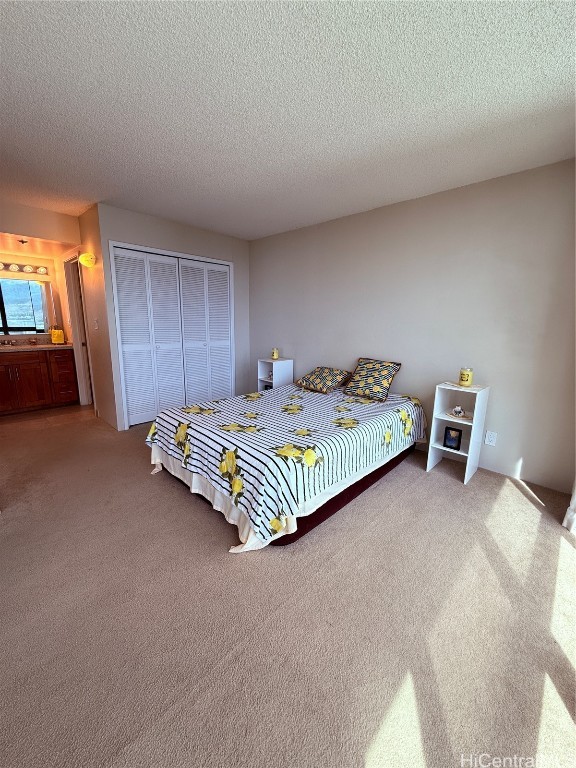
[49,350,79,404]
[0,362,18,412]
[112,249,157,425]
[180,260,210,403]
[148,255,185,411]
[14,359,52,408]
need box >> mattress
[146,384,426,551]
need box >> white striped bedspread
[146,384,426,546]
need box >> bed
[146,384,426,552]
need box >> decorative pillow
[344,358,401,401]
[296,366,352,394]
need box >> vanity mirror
[0,276,56,335]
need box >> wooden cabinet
[48,349,79,404]
[15,354,52,408]
[0,351,52,412]
[0,360,18,413]
[0,348,78,415]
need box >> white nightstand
[257,358,294,392]
[426,381,490,485]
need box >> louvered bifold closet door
[113,249,156,425]
[206,265,232,399]
[179,260,210,403]
[148,255,186,411]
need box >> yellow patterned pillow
[296,366,352,394]
[344,358,401,401]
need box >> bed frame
[270,443,415,545]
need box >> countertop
[0,344,74,353]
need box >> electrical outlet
[485,431,497,446]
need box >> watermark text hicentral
[460,754,556,768]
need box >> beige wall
[0,200,80,244]
[84,203,250,429]
[249,161,575,493]
[78,205,117,427]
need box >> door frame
[64,256,94,406]
[108,241,235,431]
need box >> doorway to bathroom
[64,258,93,406]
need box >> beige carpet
[1,407,574,768]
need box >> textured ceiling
[0,1,574,240]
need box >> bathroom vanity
[0,346,79,415]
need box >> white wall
[78,205,116,426]
[79,203,251,430]
[249,161,575,493]
[0,200,80,244]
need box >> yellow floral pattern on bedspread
[274,444,323,468]
[218,448,245,503]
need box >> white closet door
[207,265,232,399]
[113,249,156,425]
[180,260,210,403]
[148,255,185,411]
[113,246,234,426]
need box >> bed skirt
[150,441,414,553]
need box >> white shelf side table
[426,382,490,485]
[257,358,294,392]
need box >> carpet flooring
[0,407,574,768]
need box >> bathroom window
[0,279,46,334]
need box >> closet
[111,246,233,426]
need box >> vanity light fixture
[0,262,48,275]
[79,252,96,268]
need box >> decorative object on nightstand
[271,347,279,360]
[257,357,293,392]
[458,367,474,387]
[443,426,462,451]
[447,405,472,420]
[426,381,490,484]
